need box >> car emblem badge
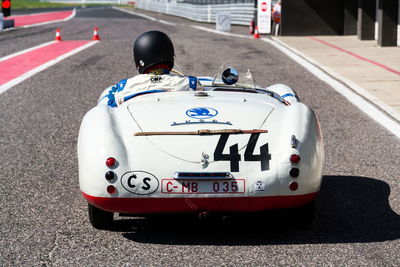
[186,107,218,119]
[201,152,209,169]
[172,107,229,126]
[255,181,265,191]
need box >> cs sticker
[121,171,159,195]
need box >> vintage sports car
[78,64,324,229]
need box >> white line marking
[191,25,251,39]
[0,41,98,96]
[112,7,176,25]
[0,41,56,63]
[4,9,76,32]
[158,19,177,26]
[262,37,400,139]
[189,24,400,138]
[63,8,76,21]
[272,37,400,122]
[112,7,157,21]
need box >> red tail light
[106,157,116,167]
[289,182,298,191]
[290,154,301,164]
[107,185,116,194]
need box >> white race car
[78,64,324,229]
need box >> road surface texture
[1,7,399,266]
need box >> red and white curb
[4,9,76,31]
[0,40,98,95]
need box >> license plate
[161,179,245,194]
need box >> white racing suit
[98,73,200,108]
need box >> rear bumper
[82,192,318,214]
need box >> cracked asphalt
[0,6,399,266]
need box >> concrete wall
[281,0,345,35]
[375,0,378,40]
[358,0,376,40]
[377,0,398,46]
[281,0,399,46]
[374,0,400,46]
[344,0,358,35]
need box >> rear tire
[88,204,114,230]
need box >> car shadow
[115,175,400,245]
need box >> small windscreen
[211,87,259,93]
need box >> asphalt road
[1,7,400,266]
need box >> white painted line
[0,41,56,63]
[64,8,76,22]
[191,25,251,39]
[112,7,156,21]
[158,19,177,26]
[192,23,400,138]
[272,37,400,122]
[112,7,176,25]
[0,41,98,96]
[4,9,76,32]
[192,24,400,137]
[262,37,400,139]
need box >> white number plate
[161,179,245,194]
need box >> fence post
[0,14,3,32]
[208,5,212,23]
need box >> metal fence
[28,0,253,4]
[135,0,255,26]
[181,0,254,4]
[29,0,129,4]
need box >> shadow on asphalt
[113,175,400,245]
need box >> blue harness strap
[100,79,128,108]
[188,76,197,90]
[281,93,295,98]
[116,79,127,92]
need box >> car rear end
[78,90,323,217]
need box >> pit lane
[0,7,399,266]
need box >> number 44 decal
[213,133,271,172]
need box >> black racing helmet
[133,31,175,74]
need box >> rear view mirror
[221,67,239,85]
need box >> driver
[99,31,200,107]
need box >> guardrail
[135,0,255,26]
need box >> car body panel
[78,86,324,214]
